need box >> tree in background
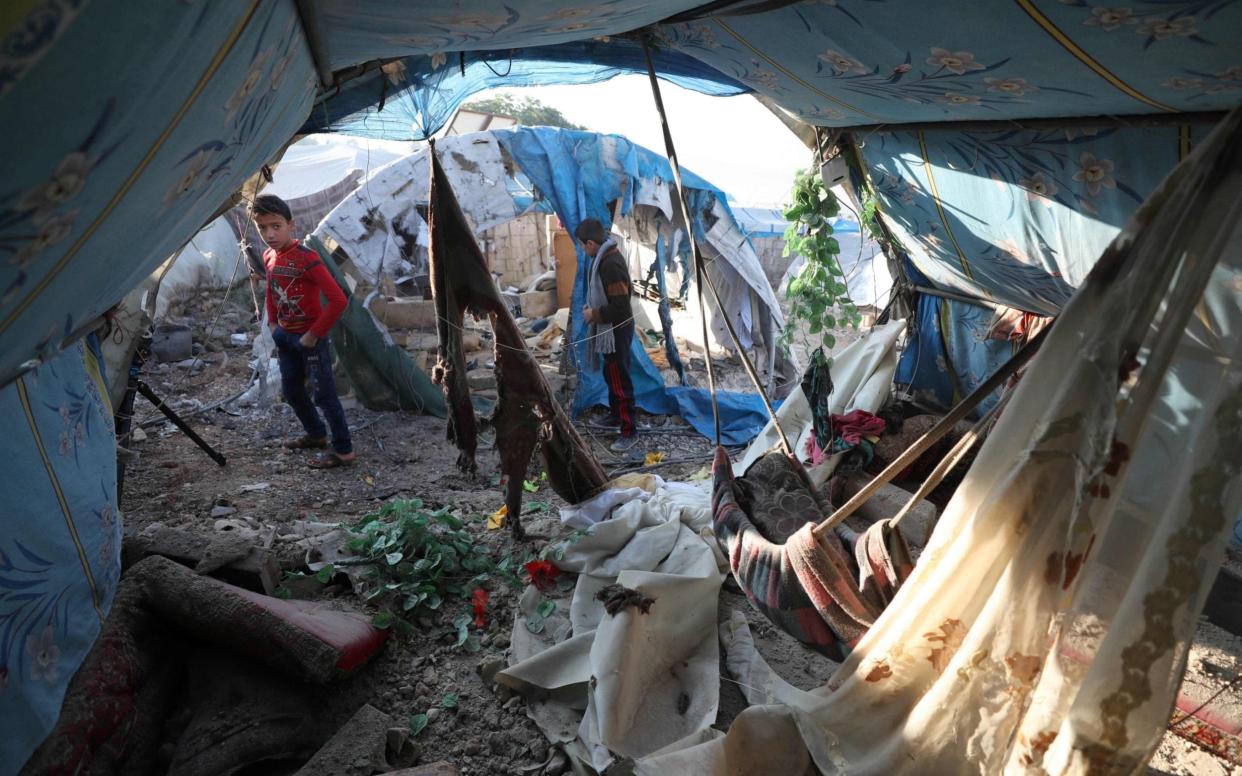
[462,94,585,130]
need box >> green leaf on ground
[372,611,395,629]
[409,713,429,737]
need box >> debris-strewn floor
[115,290,1241,775]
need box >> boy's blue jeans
[272,327,352,454]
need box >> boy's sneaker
[588,415,622,430]
[609,435,640,454]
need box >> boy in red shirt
[250,195,354,468]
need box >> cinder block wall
[480,213,550,289]
[752,236,797,293]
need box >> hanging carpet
[426,143,607,539]
[713,446,912,661]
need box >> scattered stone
[292,704,391,776]
[478,657,505,685]
[529,737,549,763]
[487,731,508,754]
[150,323,193,362]
[209,505,237,518]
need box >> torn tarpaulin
[427,142,607,540]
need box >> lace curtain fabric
[638,109,1242,776]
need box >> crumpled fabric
[636,104,1242,776]
[427,143,607,537]
[496,481,723,773]
[712,449,909,661]
[830,409,887,446]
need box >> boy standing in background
[250,194,354,468]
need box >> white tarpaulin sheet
[734,319,905,478]
[317,133,516,282]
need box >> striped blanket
[712,447,911,660]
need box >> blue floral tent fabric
[868,119,1218,406]
[0,337,121,769]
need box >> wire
[435,310,635,354]
[1170,671,1242,730]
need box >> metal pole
[136,381,227,467]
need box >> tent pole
[641,35,722,446]
[700,268,796,459]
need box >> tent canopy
[3,1,1238,391]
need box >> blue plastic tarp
[494,127,767,445]
[303,39,749,141]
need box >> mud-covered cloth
[427,145,607,536]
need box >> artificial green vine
[781,167,860,351]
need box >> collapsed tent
[317,126,793,445]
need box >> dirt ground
[115,290,1241,775]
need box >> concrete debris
[127,523,282,594]
[292,704,392,776]
[370,297,438,329]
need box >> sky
[471,75,812,209]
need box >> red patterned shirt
[263,240,347,338]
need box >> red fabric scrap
[524,559,560,591]
[472,588,489,628]
[830,409,887,446]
